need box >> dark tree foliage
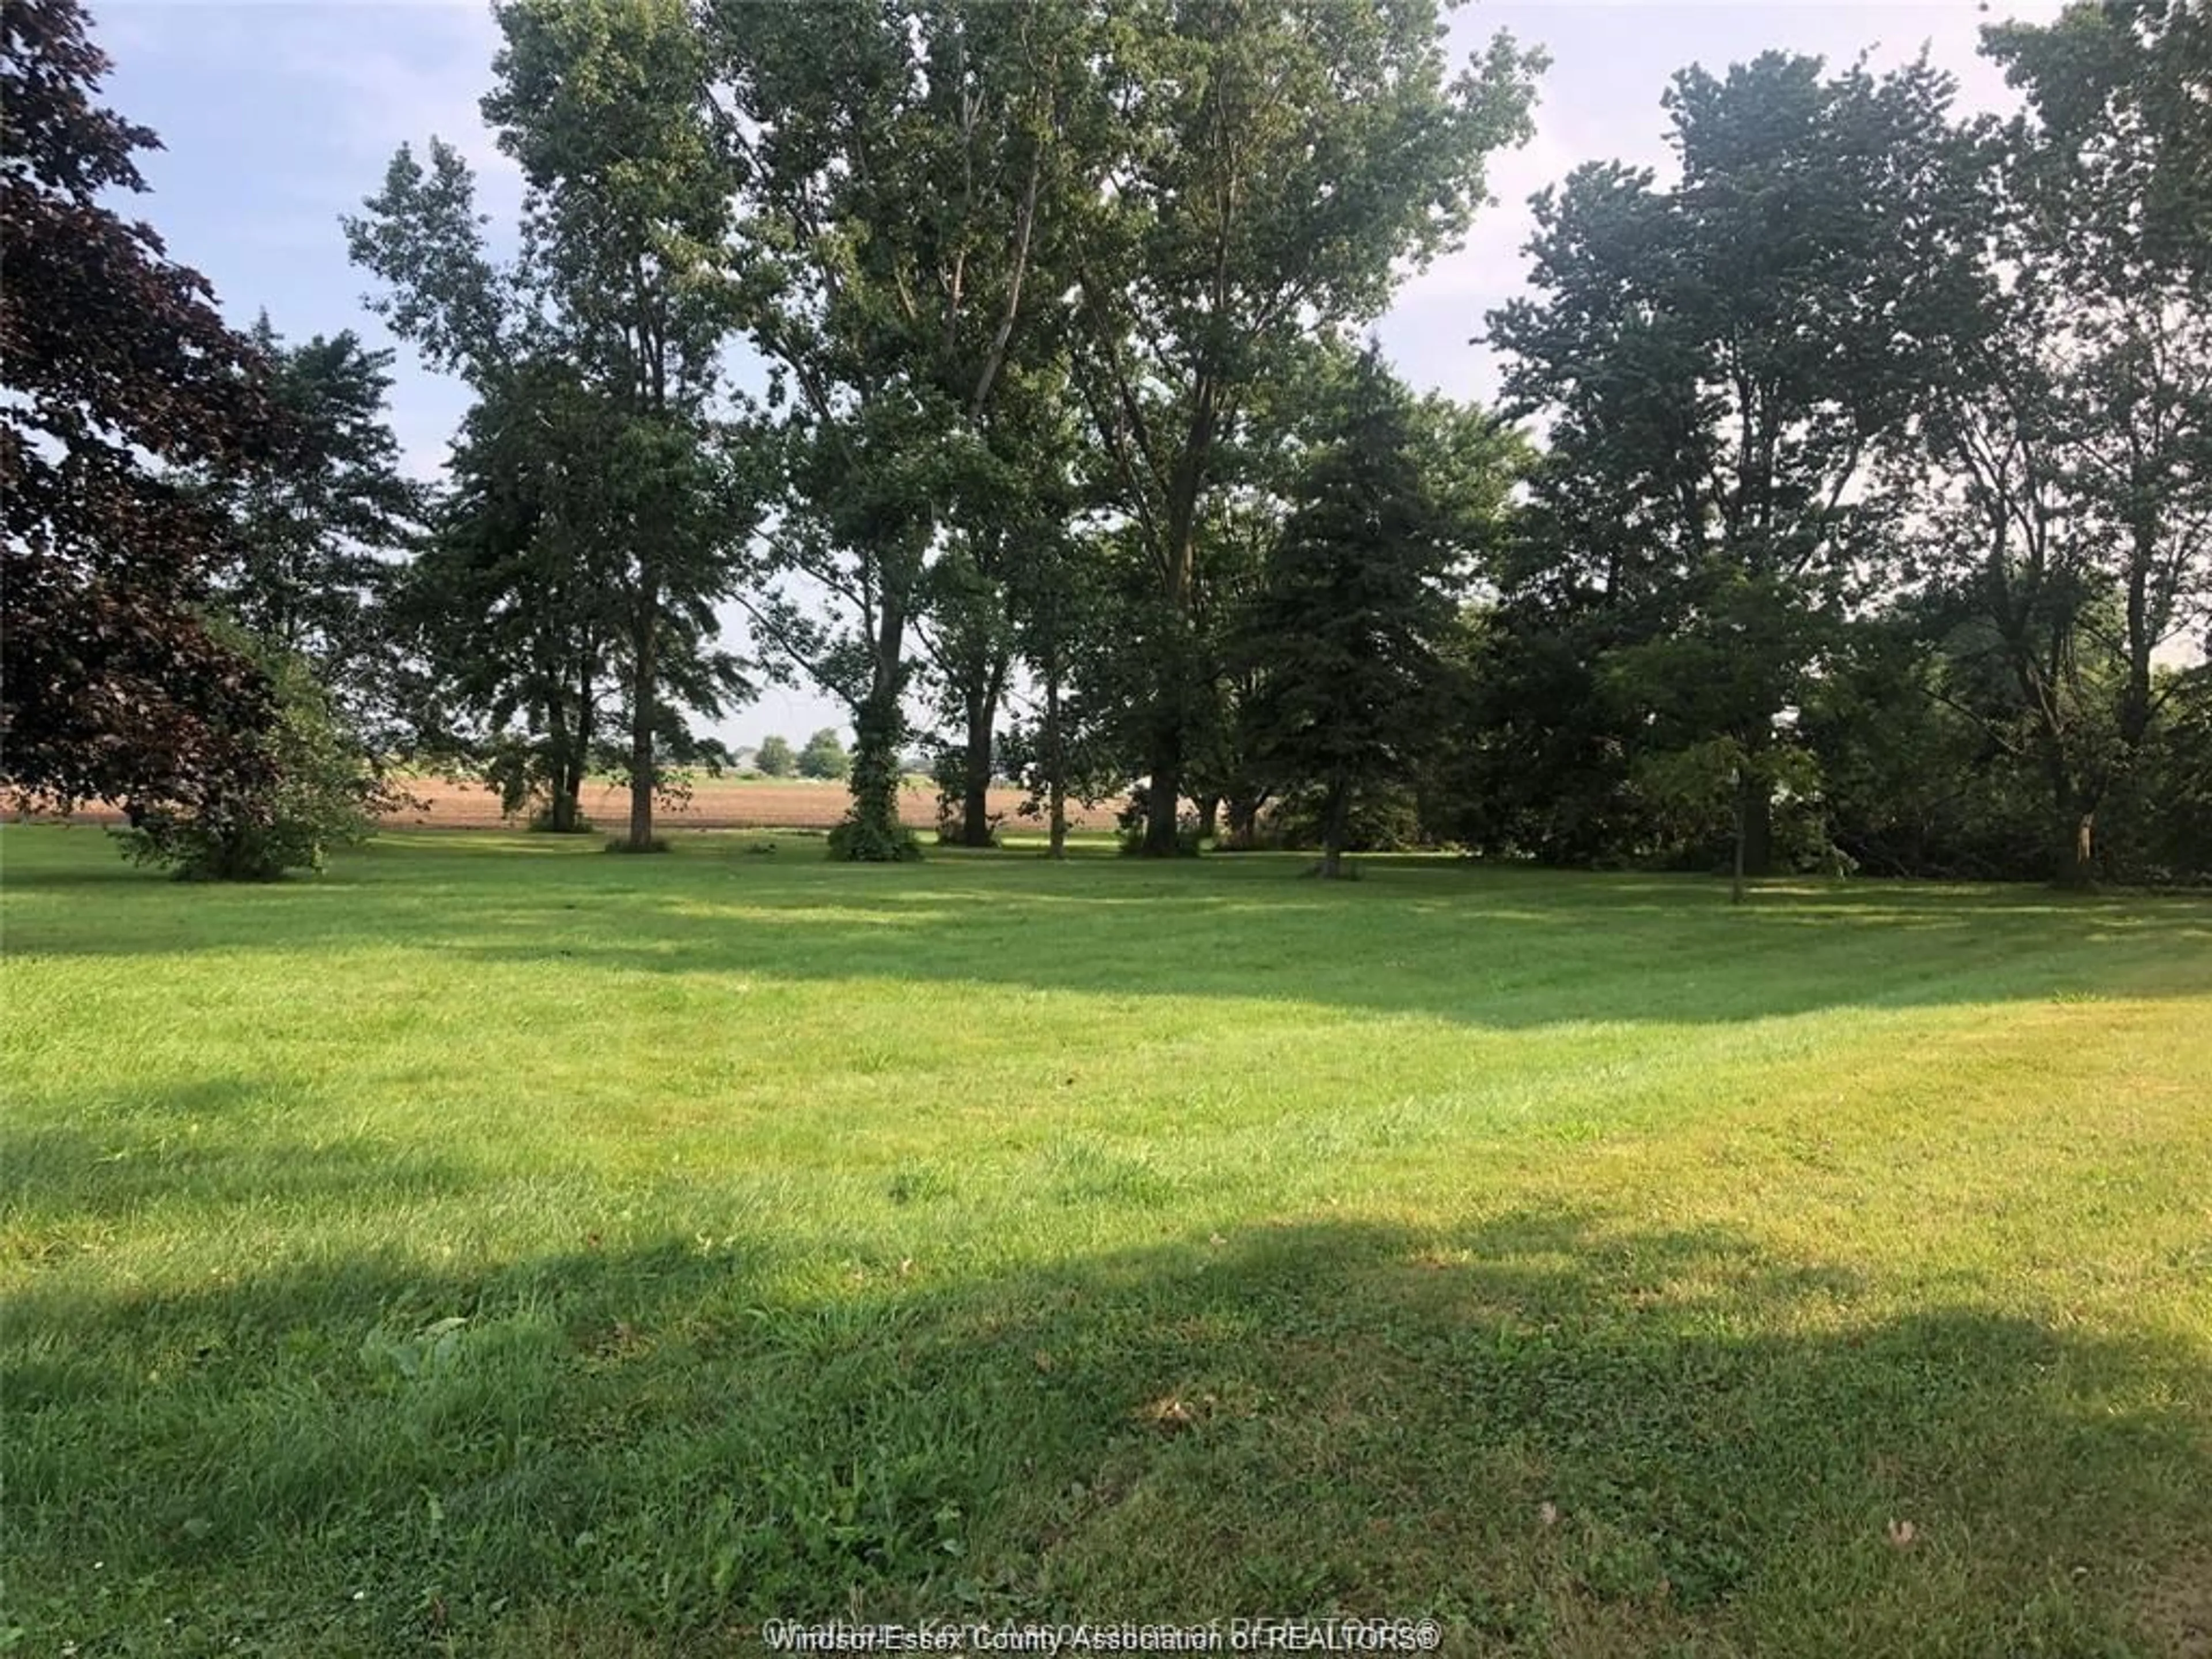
[116,619,389,881]
[1796,608,2052,880]
[1423,601,1662,867]
[2111,668,2212,881]
[483,0,749,853]
[1236,349,1463,878]
[1983,0,2212,287]
[1477,53,1984,879]
[1901,0,2212,885]
[396,357,625,834]
[348,0,752,855]
[1,0,279,813]
[919,369,1091,851]
[1066,0,1543,856]
[205,316,425,740]
[702,0,1096,864]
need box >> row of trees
[753,731,851,782]
[327,0,1546,862]
[1453,8,2212,887]
[5,0,2206,883]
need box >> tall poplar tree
[1066,0,1541,855]
[702,0,1092,859]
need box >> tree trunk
[1317,775,1350,880]
[2058,805,2098,889]
[1196,793,1220,843]
[544,698,578,833]
[846,683,906,858]
[1730,766,1747,906]
[1737,768,1774,880]
[626,698,654,847]
[1225,789,1262,851]
[626,588,658,851]
[2034,726,2101,889]
[839,593,911,861]
[1041,645,1068,861]
[1143,715,1183,856]
[548,760,580,834]
[1144,385,1213,859]
[562,664,594,834]
[2121,513,2157,752]
[957,652,1007,847]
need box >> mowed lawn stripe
[2,825,2207,1657]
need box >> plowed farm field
[392,777,1124,831]
[14,778,1124,833]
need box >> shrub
[826,816,922,862]
[1115,793,1204,857]
[115,624,387,881]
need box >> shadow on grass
[5,829,2210,1033]
[1,1122,484,1233]
[6,1210,2206,1656]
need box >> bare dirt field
[13,777,1125,835]
[383,777,1126,833]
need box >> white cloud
[275,5,520,214]
[1375,0,2065,405]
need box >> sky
[93,0,2065,750]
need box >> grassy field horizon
[3,826,2209,1656]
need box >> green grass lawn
[3,825,2209,1657]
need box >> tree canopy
[9,0,2205,888]
[1,0,281,816]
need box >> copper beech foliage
[1,0,280,813]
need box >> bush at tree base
[115,624,392,880]
[827,817,923,862]
[1114,789,1203,857]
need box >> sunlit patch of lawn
[3,825,2208,1656]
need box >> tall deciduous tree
[349,0,751,853]
[1486,52,1983,880]
[349,142,615,831]
[400,355,626,832]
[1914,1,2212,884]
[1066,0,1541,855]
[1984,0,2211,287]
[1,0,278,813]
[702,0,1090,861]
[919,362,1092,848]
[485,0,750,851]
